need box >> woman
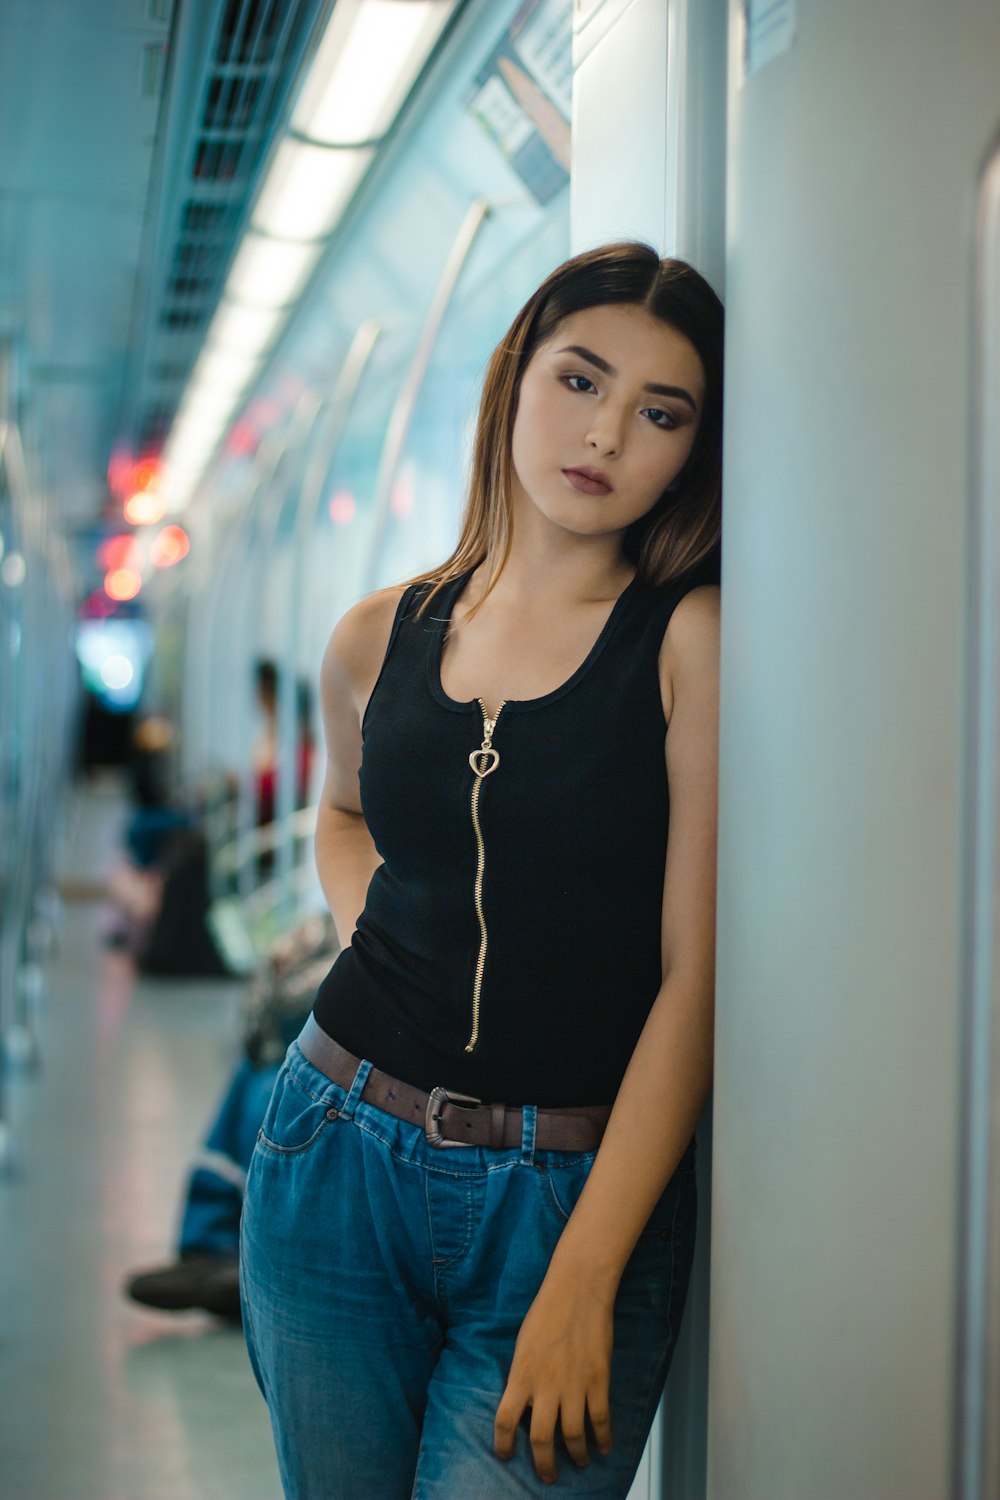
[240,239,722,1498]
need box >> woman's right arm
[314,587,405,947]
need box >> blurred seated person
[103,715,196,954]
[125,1056,278,1321]
[253,667,316,878]
[125,715,195,863]
[124,913,337,1321]
[105,715,232,977]
[251,659,278,828]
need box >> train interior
[2,1,999,1497]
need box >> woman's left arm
[494,583,721,1485]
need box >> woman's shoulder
[638,545,720,625]
[323,584,411,695]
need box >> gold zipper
[465,698,506,1052]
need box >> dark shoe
[125,1255,242,1321]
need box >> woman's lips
[562,468,612,496]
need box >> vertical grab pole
[362,198,490,595]
[274,319,381,923]
[955,129,1000,1500]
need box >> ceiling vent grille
[219,0,289,65]
[204,72,264,130]
[130,0,327,450]
[180,199,235,235]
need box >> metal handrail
[955,125,1000,1500]
[208,802,322,972]
[362,197,490,592]
[213,803,317,876]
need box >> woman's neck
[474,524,635,611]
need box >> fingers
[555,1395,589,1472]
[586,1385,614,1458]
[529,1398,561,1485]
[493,1385,527,1463]
[495,1384,614,1484]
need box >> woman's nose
[586,407,626,458]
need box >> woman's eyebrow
[555,344,698,413]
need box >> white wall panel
[710,2,1000,1495]
[571,0,669,253]
[571,0,726,291]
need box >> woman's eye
[643,407,678,430]
[564,374,596,394]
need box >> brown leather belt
[298,1015,612,1152]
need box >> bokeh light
[107,448,133,499]
[99,533,139,572]
[80,590,116,620]
[130,456,161,493]
[105,567,142,601]
[100,655,135,691]
[390,473,414,518]
[124,489,166,525]
[329,491,356,525]
[135,716,174,752]
[150,525,190,568]
[1,552,26,587]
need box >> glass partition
[375,206,570,589]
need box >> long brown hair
[404,239,723,620]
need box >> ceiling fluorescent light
[173,397,231,440]
[252,139,372,241]
[208,300,285,360]
[180,388,238,427]
[296,0,450,146]
[160,0,457,510]
[162,430,221,512]
[189,346,257,400]
[227,234,321,309]
[168,425,223,469]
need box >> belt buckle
[425,1084,481,1148]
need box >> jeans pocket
[256,1063,339,1157]
[637,1163,697,1248]
[538,1150,599,1224]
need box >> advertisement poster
[465,0,572,206]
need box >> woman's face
[509,302,705,544]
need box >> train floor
[0,776,282,1500]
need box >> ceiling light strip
[163,0,459,512]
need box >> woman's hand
[493,1264,617,1484]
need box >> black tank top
[312,555,718,1106]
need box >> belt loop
[520,1104,537,1162]
[338,1056,373,1121]
[489,1102,506,1151]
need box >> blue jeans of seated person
[179,1059,280,1258]
[239,1038,698,1499]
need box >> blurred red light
[150,525,190,568]
[226,422,259,457]
[80,589,116,619]
[329,491,356,525]
[107,448,133,499]
[124,490,165,525]
[131,456,161,493]
[99,533,138,571]
[390,475,414,518]
[246,396,283,429]
[105,567,142,601]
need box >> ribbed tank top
[312,554,718,1106]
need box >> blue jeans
[239,1039,698,1499]
[179,1059,281,1259]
